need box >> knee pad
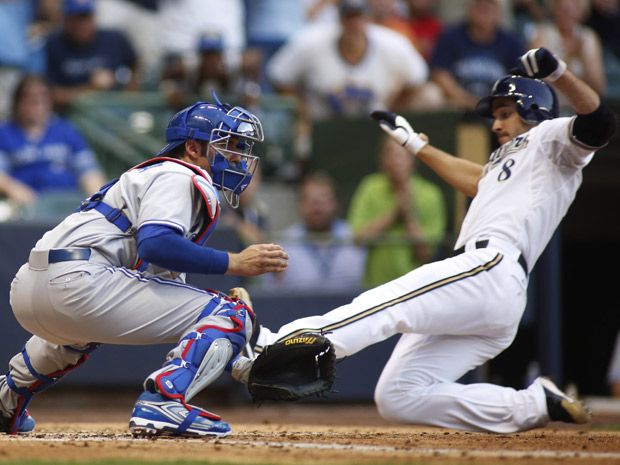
[147,298,253,403]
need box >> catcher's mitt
[247,333,336,402]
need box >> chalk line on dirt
[2,435,620,460]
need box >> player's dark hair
[165,143,187,159]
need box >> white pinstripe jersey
[455,116,596,269]
[34,160,220,279]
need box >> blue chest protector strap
[79,157,216,235]
[78,178,132,233]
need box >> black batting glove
[513,48,567,82]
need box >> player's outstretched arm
[137,225,287,276]
[371,111,484,198]
[226,243,289,277]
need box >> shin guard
[147,298,253,407]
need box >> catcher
[0,98,326,438]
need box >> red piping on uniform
[191,176,220,244]
[8,397,26,434]
[130,157,211,181]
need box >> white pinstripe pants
[258,248,549,433]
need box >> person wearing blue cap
[45,0,140,109]
[195,32,230,97]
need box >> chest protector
[79,157,220,270]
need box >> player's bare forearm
[226,243,288,277]
[417,144,483,198]
[552,70,600,115]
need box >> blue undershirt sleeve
[137,224,229,275]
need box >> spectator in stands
[528,0,606,100]
[430,0,524,110]
[348,137,446,287]
[609,331,620,397]
[368,0,416,43]
[511,0,547,40]
[158,0,245,78]
[45,0,140,111]
[0,75,106,212]
[194,32,232,98]
[159,32,235,110]
[0,0,60,119]
[406,0,443,62]
[259,172,366,292]
[267,0,428,121]
[244,0,306,92]
[303,0,340,24]
[95,0,160,78]
[158,53,191,111]
[231,49,265,107]
[587,0,620,60]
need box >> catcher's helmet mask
[475,75,559,125]
[158,93,264,208]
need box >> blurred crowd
[2,0,619,120]
[1,0,619,275]
[0,0,619,394]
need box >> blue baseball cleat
[128,391,231,438]
[0,410,35,434]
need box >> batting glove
[514,47,567,82]
[370,110,428,155]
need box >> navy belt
[453,240,528,275]
[48,248,92,263]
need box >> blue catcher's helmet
[475,75,559,125]
[157,96,264,208]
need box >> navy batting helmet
[475,75,558,125]
[158,97,263,208]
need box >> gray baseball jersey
[34,159,220,279]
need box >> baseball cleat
[128,391,230,438]
[536,377,591,424]
[0,411,35,434]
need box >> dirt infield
[1,393,619,465]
